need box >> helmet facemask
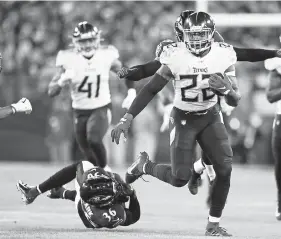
[184,26,214,55]
[72,30,101,58]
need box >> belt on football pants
[180,104,220,116]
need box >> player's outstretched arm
[233,47,281,62]
[111,65,171,144]
[121,191,141,226]
[266,70,281,103]
[117,60,162,81]
[0,98,32,119]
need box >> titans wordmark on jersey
[265,57,281,114]
[56,46,119,110]
[159,42,237,112]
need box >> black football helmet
[182,11,215,55]
[174,10,195,42]
[80,167,118,208]
[72,21,101,57]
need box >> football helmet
[72,21,101,58]
[174,10,195,42]
[80,167,118,208]
[182,11,215,55]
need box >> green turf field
[0,162,280,239]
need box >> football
[209,73,232,96]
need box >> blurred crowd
[0,1,280,165]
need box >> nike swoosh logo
[217,86,226,90]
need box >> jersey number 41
[78,75,101,98]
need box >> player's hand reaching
[111,114,133,144]
[11,98,32,114]
[122,89,136,109]
[209,73,232,96]
[117,67,138,79]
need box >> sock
[38,163,78,193]
[205,165,216,181]
[209,215,220,223]
[194,158,205,174]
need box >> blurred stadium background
[0,0,280,166]
[1,1,281,238]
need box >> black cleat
[47,187,66,199]
[188,168,202,195]
[125,151,150,184]
[205,222,232,237]
[16,180,39,205]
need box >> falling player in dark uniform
[112,12,240,236]
[118,10,281,197]
[265,55,281,221]
[16,161,140,229]
[48,21,135,170]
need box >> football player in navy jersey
[17,160,140,229]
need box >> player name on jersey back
[159,42,237,112]
[56,46,119,110]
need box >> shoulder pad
[155,39,176,59]
[101,45,119,60]
[214,42,237,66]
[264,57,281,74]
[55,49,75,67]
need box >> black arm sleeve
[234,47,277,62]
[127,74,168,118]
[64,190,77,201]
[125,79,134,89]
[126,60,162,81]
[122,193,141,226]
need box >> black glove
[111,113,133,145]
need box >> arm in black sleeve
[122,192,141,226]
[127,71,170,118]
[64,190,77,201]
[234,47,278,62]
[124,60,162,81]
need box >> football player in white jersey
[48,21,136,169]
[265,53,281,220]
[112,12,241,236]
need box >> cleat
[125,151,150,184]
[47,187,66,199]
[188,168,202,195]
[276,202,281,220]
[205,222,232,237]
[16,180,38,205]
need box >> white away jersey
[56,45,119,110]
[264,57,281,114]
[159,42,237,111]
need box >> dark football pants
[272,114,281,207]
[146,104,233,218]
[73,105,111,168]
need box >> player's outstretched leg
[125,151,189,187]
[16,162,78,205]
[272,116,281,220]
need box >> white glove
[57,69,74,87]
[122,89,136,109]
[160,103,173,132]
[11,98,32,114]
